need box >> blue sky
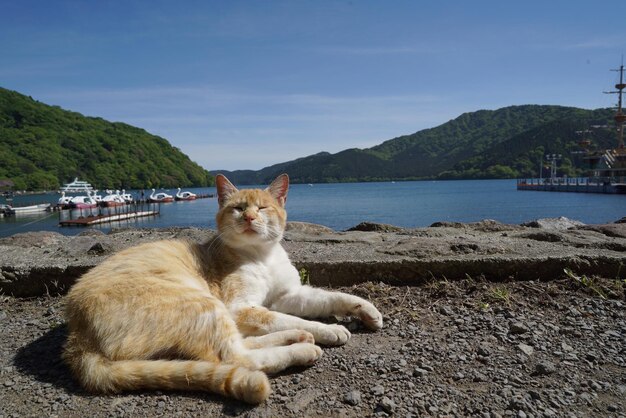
[2,1,626,171]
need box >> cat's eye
[232,206,244,211]
[258,206,267,210]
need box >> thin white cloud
[536,35,626,51]
[314,45,434,55]
[44,86,442,108]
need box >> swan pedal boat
[147,189,174,203]
[175,187,197,201]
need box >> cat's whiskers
[205,227,234,254]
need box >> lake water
[0,179,624,238]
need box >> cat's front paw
[313,324,351,346]
[354,301,383,330]
[288,342,323,366]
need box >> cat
[63,173,383,404]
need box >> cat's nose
[244,213,256,223]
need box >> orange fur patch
[236,306,275,335]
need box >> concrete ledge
[1,219,625,297]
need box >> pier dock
[59,210,159,227]
[517,178,626,194]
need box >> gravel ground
[1,277,625,418]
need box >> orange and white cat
[63,173,382,404]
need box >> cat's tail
[67,350,271,404]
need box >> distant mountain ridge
[2,87,617,190]
[0,87,213,190]
[213,105,617,184]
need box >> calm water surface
[0,179,624,238]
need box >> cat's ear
[216,174,238,207]
[265,173,289,207]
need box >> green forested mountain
[3,87,617,190]
[0,87,213,190]
[213,105,617,184]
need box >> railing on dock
[516,177,625,194]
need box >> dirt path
[1,278,624,417]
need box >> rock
[379,397,396,414]
[473,372,488,382]
[517,343,534,356]
[285,222,335,234]
[345,222,402,233]
[543,408,557,417]
[371,385,385,396]
[343,390,361,406]
[0,231,67,248]
[588,380,602,391]
[519,232,564,243]
[77,229,106,237]
[438,305,454,316]
[477,345,492,356]
[430,221,465,228]
[534,361,556,376]
[413,368,429,378]
[522,217,584,231]
[510,322,530,335]
[469,219,518,232]
[577,223,626,238]
[87,242,108,255]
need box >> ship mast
[605,61,626,149]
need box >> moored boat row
[0,178,213,220]
[55,179,210,209]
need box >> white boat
[69,191,99,209]
[148,189,174,203]
[175,187,197,201]
[100,190,126,207]
[7,203,52,215]
[58,192,73,206]
[120,189,134,203]
[0,204,10,216]
[91,190,103,202]
[59,178,94,194]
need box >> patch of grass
[299,268,310,286]
[487,286,511,305]
[563,268,606,300]
[609,279,626,299]
[476,301,490,311]
[425,277,456,298]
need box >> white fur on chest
[233,244,300,307]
